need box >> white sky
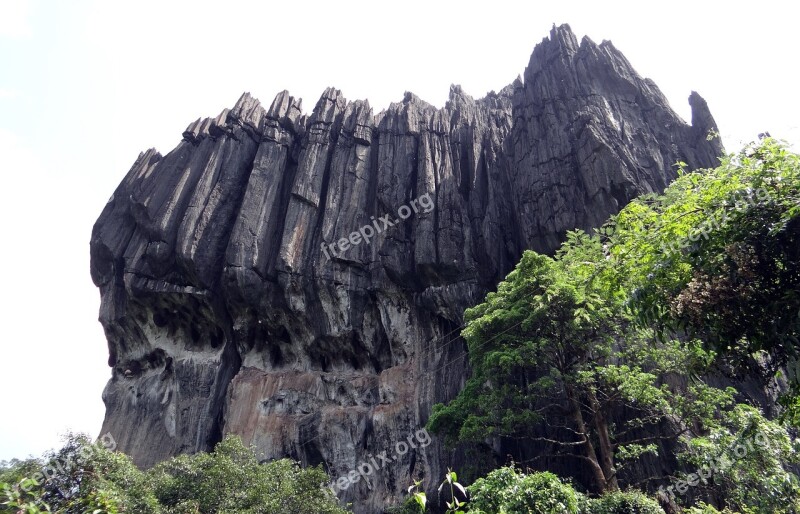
[0,0,798,461]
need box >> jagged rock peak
[91,25,723,514]
[690,90,720,138]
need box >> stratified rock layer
[90,25,723,512]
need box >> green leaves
[584,490,664,514]
[610,139,800,367]
[425,139,800,509]
[141,436,349,514]
[434,469,468,514]
[676,404,800,513]
[1,478,51,514]
[0,435,347,514]
[428,225,743,495]
[467,467,581,514]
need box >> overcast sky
[0,0,797,461]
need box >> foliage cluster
[426,139,800,513]
[1,434,346,514]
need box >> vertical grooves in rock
[308,94,345,274]
[90,24,724,514]
[268,156,298,281]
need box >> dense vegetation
[1,434,347,514]
[426,138,800,513]
[4,139,799,513]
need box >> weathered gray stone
[90,24,723,513]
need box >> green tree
[149,435,346,514]
[467,467,581,514]
[605,139,800,387]
[428,232,734,494]
[455,465,665,514]
[1,434,348,514]
[584,490,664,514]
[30,433,151,513]
[1,478,51,513]
[674,404,800,513]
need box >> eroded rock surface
[90,24,723,513]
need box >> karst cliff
[90,24,724,513]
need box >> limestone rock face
[90,24,723,512]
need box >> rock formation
[90,24,723,513]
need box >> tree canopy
[1,434,347,514]
[428,139,800,512]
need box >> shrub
[467,466,580,514]
[148,435,347,514]
[585,490,664,513]
[0,434,347,514]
